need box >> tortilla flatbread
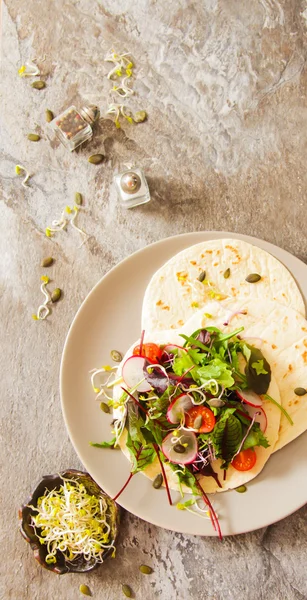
[141,239,305,332]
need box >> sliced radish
[163,344,186,353]
[244,404,267,432]
[162,430,198,465]
[122,355,152,392]
[166,393,193,424]
[236,390,263,407]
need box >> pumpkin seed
[198,270,206,282]
[294,387,307,396]
[88,154,104,165]
[152,473,163,489]
[139,565,153,575]
[51,288,62,303]
[75,192,83,206]
[41,257,54,268]
[45,109,54,122]
[79,584,92,596]
[122,584,132,598]
[133,110,147,123]
[223,268,230,279]
[100,402,110,413]
[27,133,41,142]
[31,80,46,89]
[173,443,185,454]
[245,273,261,283]
[235,485,247,493]
[111,349,123,362]
[193,415,202,429]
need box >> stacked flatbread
[113,239,307,492]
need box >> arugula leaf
[186,347,203,365]
[195,358,234,388]
[206,326,244,342]
[172,353,196,376]
[90,438,117,449]
[251,359,268,375]
[242,424,270,450]
[168,463,199,495]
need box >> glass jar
[114,168,150,208]
[49,105,100,151]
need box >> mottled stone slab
[1,0,307,598]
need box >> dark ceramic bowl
[19,469,120,574]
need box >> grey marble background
[1,0,307,598]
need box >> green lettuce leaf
[195,358,234,388]
[242,424,270,450]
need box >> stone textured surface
[1,0,307,599]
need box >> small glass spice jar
[49,105,100,151]
[114,167,150,208]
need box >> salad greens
[93,325,288,539]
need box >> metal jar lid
[120,171,142,194]
[79,105,100,125]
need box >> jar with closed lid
[49,105,100,151]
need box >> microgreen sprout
[18,62,40,78]
[15,164,32,188]
[28,476,116,564]
[104,49,134,80]
[90,366,119,401]
[32,275,52,321]
[106,104,134,128]
[45,205,88,246]
[112,76,134,98]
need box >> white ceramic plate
[60,232,307,536]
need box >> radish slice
[236,390,263,407]
[244,404,267,432]
[162,430,198,465]
[163,344,186,353]
[166,393,193,424]
[122,356,152,392]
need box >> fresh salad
[91,326,289,538]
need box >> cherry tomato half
[185,406,216,433]
[231,448,257,471]
[133,343,163,362]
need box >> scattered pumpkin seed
[27,133,41,142]
[193,415,202,429]
[75,192,83,206]
[133,110,147,123]
[294,387,307,396]
[111,349,123,362]
[139,565,153,575]
[223,268,230,279]
[88,154,104,165]
[100,402,110,413]
[245,273,261,283]
[152,473,163,489]
[198,270,206,282]
[51,288,62,303]
[41,256,54,268]
[122,584,132,598]
[31,80,46,89]
[79,584,92,596]
[45,109,54,122]
[173,443,186,454]
[235,485,247,493]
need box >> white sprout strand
[15,165,32,188]
[90,367,118,399]
[120,105,133,119]
[35,280,52,320]
[113,76,134,98]
[71,207,88,247]
[195,497,216,519]
[48,209,68,233]
[19,62,40,77]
